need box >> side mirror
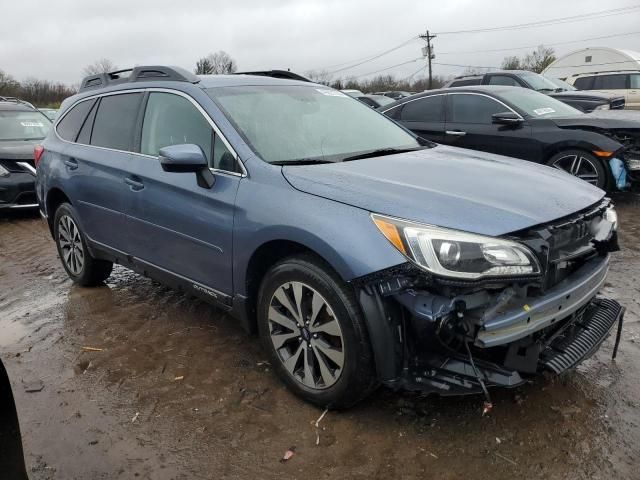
[159,144,215,189]
[492,112,524,126]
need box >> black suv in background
[0,98,51,210]
[445,70,625,113]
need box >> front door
[125,91,243,297]
[443,93,535,161]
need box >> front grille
[540,298,623,373]
[0,159,25,173]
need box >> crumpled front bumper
[477,255,609,348]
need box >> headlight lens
[0,164,9,177]
[372,214,541,280]
[594,103,611,111]
[605,206,618,230]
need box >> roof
[380,85,520,110]
[0,101,34,111]
[197,74,320,88]
[542,47,640,77]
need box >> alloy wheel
[58,215,84,275]
[268,281,345,390]
[551,154,601,185]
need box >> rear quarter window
[573,77,594,90]
[56,99,96,141]
[90,93,143,151]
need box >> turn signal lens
[372,217,407,255]
[592,150,613,158]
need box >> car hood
[0,140,39,161]
[548,90,623,101]
[551,110,640,130]
[282,145,605,237]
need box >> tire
[53,203,113,286]
[546,150,608,189]
[257,254,377,409]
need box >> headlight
[604,206,618,230]
[0,164,9,177]
[594,103,610,111]
[372,214,541,280]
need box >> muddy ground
[0,194,639,480]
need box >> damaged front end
[355,199,624,396]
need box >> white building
[542,47,640,80]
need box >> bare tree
[83,58,117,76]
[500,46,556,74]
[501,56,522,70]
[305,69,333,85]
[194,51,237,75]
[522,45,556,74]
[0,69,20,97]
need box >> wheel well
[243,240,331,333]
[45,188,71,232]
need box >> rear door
[125,90,242,296]
[628,73,640,109]
[390,94,446,142]
[443,93,535,160]
[58,92,143,251]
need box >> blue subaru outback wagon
[36,66,624,408]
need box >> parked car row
[29,66,625,408]
[0,98,51,210]
[379,85,640,190]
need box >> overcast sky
[2,0,639,84]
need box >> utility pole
[419,30,436,89]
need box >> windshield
[499,88,582,118]
[206,85,421,163]
[547,77,577,91]
[518,71,564,92]
[0,110,51,141]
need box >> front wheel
[53,203,113,286]
[257,255,377,409]
[546,150,608,189]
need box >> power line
[433,61,498,69]
[438,29,640,55]
[351,58,423,78]
[434,5,640,35]
[324,37,418,73]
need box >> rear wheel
[53,203,113,286]
[257,255,377,409]
[546,150,608,189]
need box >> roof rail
[567,68,640,77]
[0,96,36,109]
[79,65,200,92]
[234,70,312,82]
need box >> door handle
[445,130,467,136]
[64,158,78,170]
[125,177,144,191]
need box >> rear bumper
[0,172,37,210]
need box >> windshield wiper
[271,158,335,166]
[341,147,424,162]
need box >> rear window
[56,99,96,141]
[0,110,51,141]
[91,93,143,151]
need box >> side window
[56,99,96,141]
[384,105,402,120]
[141,92,239,173]
[573,77,593,90]
[593,75,627,90]
[487,75,519,87]
[629,74,640,89]
[76,100,99,145]
[449,94,505,124]
[91,93,143,151]
[400,95,444,122]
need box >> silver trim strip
[2,203,39,210]
[54,88,247,178]
[16,162,36,176]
